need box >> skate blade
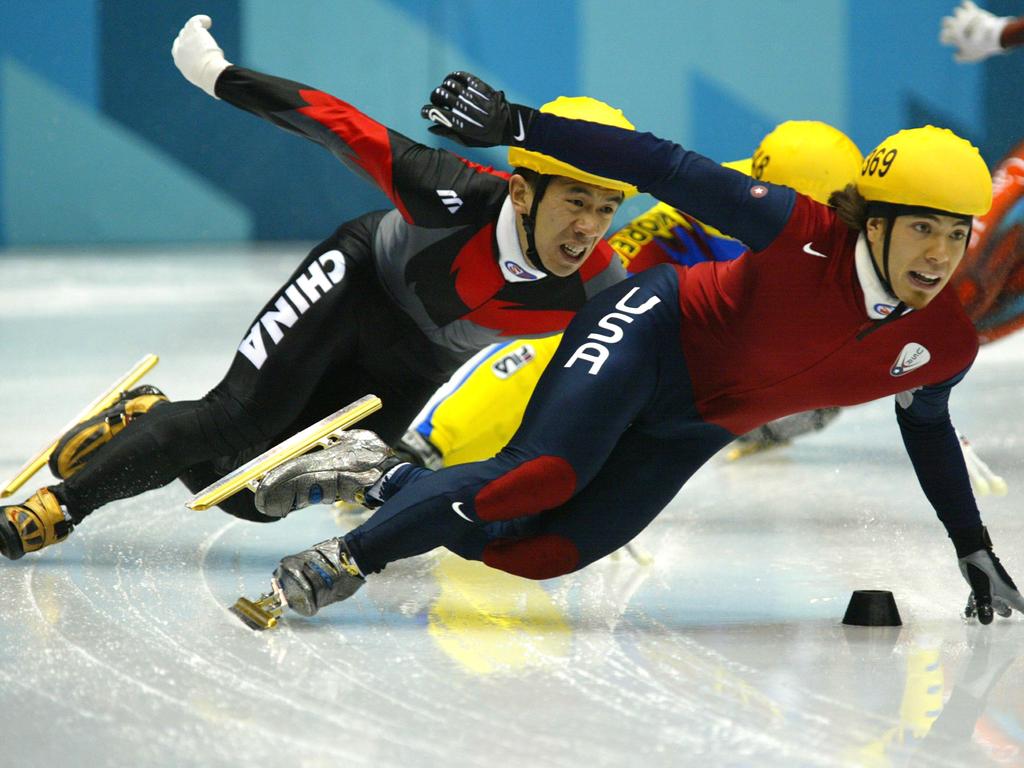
[624,542,655,566]
[229,594,283,631]
[187,394,382,510]
[725,438,790,461]
[2,353,159,498]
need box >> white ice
[1,249,1022,768]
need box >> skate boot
[727,407,841,460]
[49,385,168,480]
[0,488,73,560]
[273,537,365,616]
[254,429,403,518]
[393,428,444,470]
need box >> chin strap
[858,208,907,340]
[865,202,974,295]
[857,200,977,341]
[520,175,553,276]
[864,209,898,295]
[855,299,908,340]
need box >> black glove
[955,526,1024,624]
[420,71,536,148]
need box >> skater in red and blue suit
[259,73,1024,626]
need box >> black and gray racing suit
[55,67,624,522]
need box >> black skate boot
[0,488,73,560]
[273,537,365,616]
[49,385,168,479]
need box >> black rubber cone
[842,590,902,626]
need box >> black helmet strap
[520,174,554,277]
[864,202,973,296]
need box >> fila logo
[238,250,347,369]
[492,344,536,379]
[437,189,464,214]
[564,287,661,376]
[890,342,931,377]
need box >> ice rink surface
[1,249,1023,768]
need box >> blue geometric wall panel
[2,58,251,245]
[1,0,1021,246]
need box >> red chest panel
[673,198,979,434]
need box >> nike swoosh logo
[426,107,453,128]
[451,501,473,522]
[802,242,828,258]
[512,112,526,142]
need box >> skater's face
[511,175,623,277]
[866,213,971,309]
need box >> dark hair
[828,184,868,230]
[512,167,543,190]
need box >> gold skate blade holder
[1,354,160,498]
[230,592,284,631]
[186,394,382,511]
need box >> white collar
[496,197,546,282]
[854,232,909,320]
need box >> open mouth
[908,270,943,289]
[560,243,587,261]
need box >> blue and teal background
[2,0,1021,247]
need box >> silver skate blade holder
[186,394,382,511]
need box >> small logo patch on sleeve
[890,343,931,377]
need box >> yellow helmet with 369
[858,126,991,217]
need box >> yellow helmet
[748,120,863,205]
[508,96,638,197]
[857,126,991,217]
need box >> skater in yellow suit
[398,120,864,469]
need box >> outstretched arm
[422,72,798,251]
[172,17,509,224]
[896,375,1024,623]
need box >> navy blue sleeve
[895,368,981,536]
[525,113,797,252]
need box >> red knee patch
[483,535,580,580]
[474,455,576,521]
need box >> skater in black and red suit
[0,18,633,558]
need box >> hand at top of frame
[172,14,232,99]
[420,71,535,148]
[940,0,1010,62]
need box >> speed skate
[182,394,382,630]
[1,353,160,498]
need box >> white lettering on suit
[563,287,661,376]
[238,250,348,369]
